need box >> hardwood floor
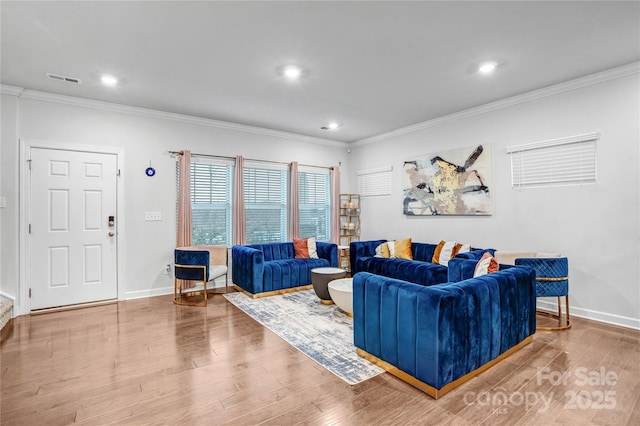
[1,293,639,425]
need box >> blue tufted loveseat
[232,242,338,298]
[353,257,536,398]
[350,239,493,287]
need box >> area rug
[223,289,384,385]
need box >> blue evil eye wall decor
[145,161,156,177]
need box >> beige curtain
[233,155,246,245]
[289,161,299,240]
[177,150,194,289]
[177,150,192,247]
[330,166,340,244]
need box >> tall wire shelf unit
[339,194,360,273]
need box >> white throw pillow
[474,252,499,277]
[438,241,457,266]
[374,242,388,258]
[387,240,396,258]
[307,237,319,259]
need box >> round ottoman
[328,278,353,316]
[311,267,346,304]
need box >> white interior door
[30,147,118,310]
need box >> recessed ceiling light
[321,122,340,131]
[283,65,302,79]
[478,61,498,74]
[101,74,118,86]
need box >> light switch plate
[145,211,162,221]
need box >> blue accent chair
[515,257,571,330]
[174,246,228,307]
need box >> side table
[328,278,353,317]
[311,267,346,304]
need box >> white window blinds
[190,158,234,246]
[298,167,330,242]
[357,166,392,197]
[244,162,288,244]
[507,132,598,189]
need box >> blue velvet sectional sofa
[350,239,493,287]
[353,257,536,398]
[232,242,338,297]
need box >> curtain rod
[168,150,334,170]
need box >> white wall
[2,71,638,329]
[0,94,350,314]
[1,94,19,304]
[348,73,640,329]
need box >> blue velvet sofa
[353,257,536,398]
[350,239,493,287]
[232,242,338,298]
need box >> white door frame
[19,139,126,316]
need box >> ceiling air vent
[46,73,81,84]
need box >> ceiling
[2,1,639,144]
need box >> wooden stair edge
[0,299,14,343]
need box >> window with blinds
[357,166,392,197]
[244,163,288,244]
[190,159,233,246]
[298,169,330,242]
[507,132,598,189]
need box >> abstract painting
[403,144,492,215]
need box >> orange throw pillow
[293,238,310,258]
[394,238,413,260]
[433,240,458,266]
[432,240,445,264]
[293,237,319,259]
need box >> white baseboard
[537,300,640,330]
[125,286,173,300]
[124,279,230,301]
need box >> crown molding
[6,61,638,147]
[11,88,347,148]
[0,84,24,96]
[352,61,640,147]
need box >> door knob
[108,232,115,237]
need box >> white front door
[30,147,118,310]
